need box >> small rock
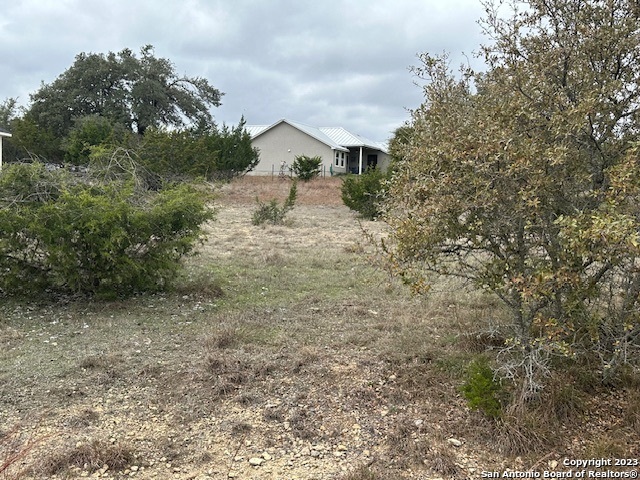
[337,444,348,452]
[414,419,424,427]
[301,447,311,456]
[262,452,272,461]
[248,457,263,466]
[549,460,559,469]
[447,438,463,447]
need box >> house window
[341,152,345,167]
[335,152,340,166]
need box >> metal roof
[246,119,387,153]
[244,124,269,138]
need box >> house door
[367,154,378,170]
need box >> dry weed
[39,439,134,477]
[495,411,556,455]
[385,416,427,468]
[0,424,44,480]
[623,387,640,432]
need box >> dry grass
[0,424,45,480]
[1,176,638,479]
[218,175,346,205]
[38,439,135,477]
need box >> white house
[245,119,390,176]
[0,128,11,171]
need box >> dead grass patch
[423,444,461,478]
[218,175,345,206]
[495,411,557,455]
[385,416,428,468]
[623,387,640,432]
[38,439,135,477]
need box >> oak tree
[385,0,640,397]
[21,45,222,160]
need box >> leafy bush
[461,358,504,419]
[0,161,213,297]
[341,168,387,220]
[291,155,322,181]
[383,0,640,398]
[252,180,297,226]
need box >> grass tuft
[39,439,134,476]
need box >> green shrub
[0,162,213,297]
[252,180,297,226]
[341,168,387,220]
[291,155,322,181]
[63,115,129,165]
[461,358,504,419]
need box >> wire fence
[247,164,336,178]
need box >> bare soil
[1,177,638,480]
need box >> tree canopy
[1,46,259,179]
[385,0,640,399]
[27,45,223,138]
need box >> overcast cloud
[1,0,487,142]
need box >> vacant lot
[1,177,637,479]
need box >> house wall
[377,152,392,172]
[249,123,346,176]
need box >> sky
[0,0,488,142]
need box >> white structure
[0,128,11,171]
[246,119,390,176]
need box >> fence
[247,164,333,178]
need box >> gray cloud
[0,0,486,141]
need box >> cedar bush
[461,358,504,419]
[291,155,322,181]
[341,168,388,220]
[252,180,297,226]
[0,161,213,297]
